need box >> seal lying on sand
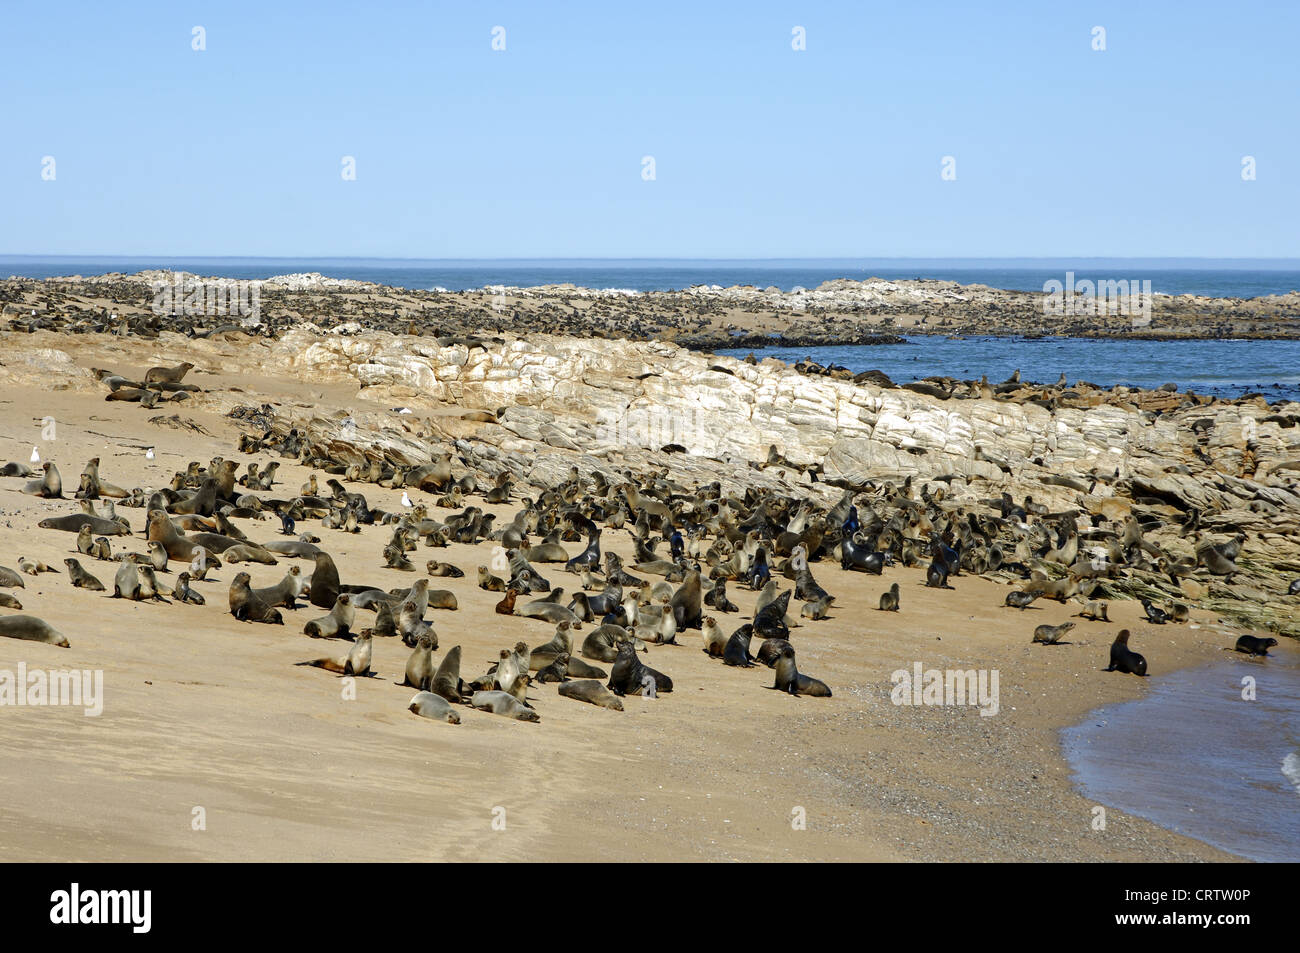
[471,690,540,722]
[408,691,461,724]
[0,615,69,647]
[558,679,624,711]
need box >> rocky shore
[5,316,1296,639]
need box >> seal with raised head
[172,571,205,605]
[229,571,284,624]
[64,558,105,591]
[1032,621,1075,645]
[723,624,756,667]
[308,551,341,609]
[430,645,467,702]
[399,633,437,691]
[607,641,672,695]
[878,583,900,612]
[297,631,373,676]
[702,617,730,657]
[770,645,831,697]
[304,594,355,639]
[1106,629,1147,676]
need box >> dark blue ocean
[718,338,1300,403]
[4,257,1300,299]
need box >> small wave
[1284,753,1300,797]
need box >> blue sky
[1,1,1296,257]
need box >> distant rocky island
[2,271,1298,348]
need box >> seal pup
[533,653,571,684]
[297,631,374,676]
[304,594,355,639]
[0,615,69,647]
[558,679,623,711]
[64,558,105,591]
[0,593,21,609]
[478,566,507,592]
[1004,589,1039,610]
[425,560,464,578]
[1077,599,1109,622]
[112,560,145,600]
[408,691,462,724]
[1105,629,1147,676]
[172,571,205,605]
[878,583,900,612]
[769,645,831,697]
[1234,635,1278,657]
[1140,599,1169,625]
[1032,621,1075,645]
[18,557,56,576]
[470,690,540,722]
[701,617,729,657]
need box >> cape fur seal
[64,558,105,591]
[470,690,540,722]
[1032,621,1075,644]
[309,552,341,608]
[558,679,624,711]
[304,595,355,639]
[145,361,195,384]
[0,615,69,647]
[38,513,129,536]
[770,645,831,697]
[400,634,437,691]
[1234,635,1278,657]
[1106,629,1147,676]
[878,583,900,612]
[723,624,755,667]
[607,641,672,696]
[408,691,461,724]
[298,631,373,676]
[229,572,284,624]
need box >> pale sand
[0,342,1245,862]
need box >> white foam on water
[1283,752,1300,797]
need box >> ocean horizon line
[6,254,1300,268]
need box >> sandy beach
[0,326,1272,862]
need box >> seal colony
[0,277,1293,862]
